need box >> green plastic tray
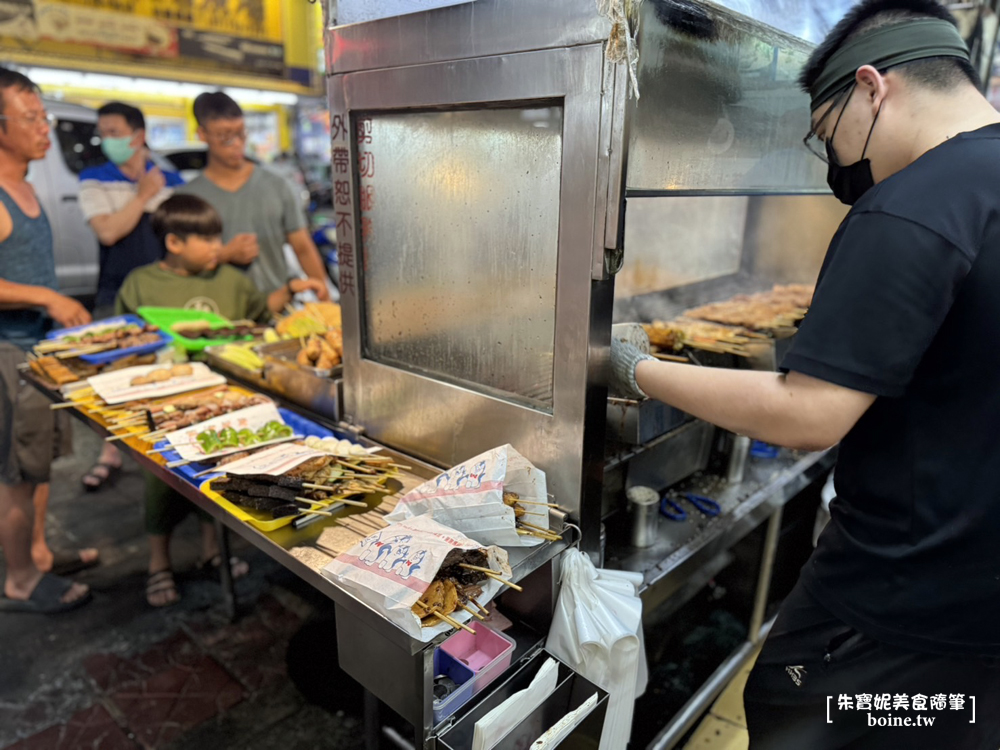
[137,307,253,352]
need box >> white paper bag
[322,516,511,641]
[386,444,549,547]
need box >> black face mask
[825,88,883,206]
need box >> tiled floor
[0,426,366,750]
[682,652,758,750]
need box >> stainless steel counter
[606,448,835,600]
[24,371,567,658]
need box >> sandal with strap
[146,570,179,608]
[81,461,121,492]
[0,573,92,614]
[197,554,249,580]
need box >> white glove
[609,324,654,400]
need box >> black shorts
[744,581,1000,750]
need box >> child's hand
[290,278,328,299]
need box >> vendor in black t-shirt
[612,1,1000,748]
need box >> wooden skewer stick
[458,563,523,591]
[431,610,475,634]
[459,603,485,621]
[472,599,490,616]
[458,563,499,574]
[517,529,562,542]
[295,495,367,509]
[145,445,180,455]
[105,433,141,443]
[652,352,690,363]
[513,500,564,509]
[294,508,334,517]
[518,520,558,535]
[484,571,523,592]
[50,400,97,410]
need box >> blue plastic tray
[45,314,172,365]
[157,407,352,486]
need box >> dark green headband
[810,18,970,111]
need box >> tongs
[660,492,721,522]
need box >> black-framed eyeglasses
[803,86,853,164]
[207,129,248,146]
[0,112,56,129]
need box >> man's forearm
[89,196,147,246]
[290,237,326,283]
[634,360,864,451]
[0,280,53,309]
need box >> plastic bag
[546,550,646,750]
[386,444,550,547]
[322,515,511,641]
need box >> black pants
[744,582,1000,749]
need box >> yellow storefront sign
[0,0,293,80]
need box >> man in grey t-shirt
[177,92,329,296]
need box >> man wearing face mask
[610,0,1000,746]
[77,102,182,492]
[79,102,183,318]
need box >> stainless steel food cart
[317,0,898,746]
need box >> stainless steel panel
[327,0,610,74]
[331,46,609,517]
[617,196,749,298]
[359,107,562,409]
[626,1,826,193]
[336,602,436,731]
[606,397,690,445]
[623,419,716,493]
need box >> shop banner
[178,28,284,76]
[0,0,288,78]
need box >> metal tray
[202,340,341,421]
[202,344,269,391]
[257,339,343,380]
[260,340,342,421]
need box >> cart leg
[214,519,237,622]
[364,689,380,750]
[749,506,783,643]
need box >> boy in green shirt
[117,194,323,606]
[116,194,323,320]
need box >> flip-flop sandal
[49,549,101,577]
[81,461,121,492]
[146,570,179,608]
[0,573,92,614]
[198,555,249,581]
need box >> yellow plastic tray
[199,477,389,533]
[200,478,298,532]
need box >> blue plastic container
[750,440,780,459]
[433,648,476,724]
[44,314,171,365]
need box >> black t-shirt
[782,123,1000,657]
[96,213,162,308]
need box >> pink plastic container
[440,623,516,694]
